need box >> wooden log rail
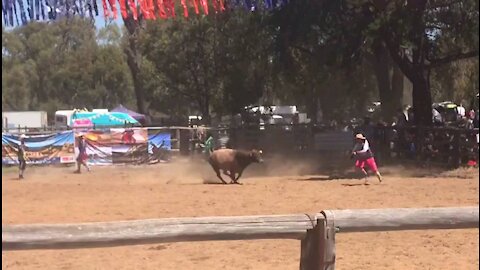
[321,207,479,233]
[2,207,479,270]
[2,214,316,251]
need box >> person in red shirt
[75,135,90,173]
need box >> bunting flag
[137,0,148,19]
[211,0,216,12]
[164,0,175,18]
[156,0,167,19]
[101,0,109,18]
[126,0,137,20]
[199,0,207,15]
[2,0,288,26]
[118,0,127,18]
[219,0,224,11]
[107,0,117,18]
[180,0,187,17]
[145,0,155,19]
[190,0,199,14]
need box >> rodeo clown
[351,133,383,185]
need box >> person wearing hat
[17,134,27,179]
[200,132,214,160]
[352,133,382,185]
[75,134,90,173]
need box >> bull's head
[250,149,264,163]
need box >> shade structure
[70,112,140,127]
[112,104,146,124]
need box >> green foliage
[139,10,272,122]
[273,0,479,125]
[2,19,133,119]
[2,2,478,126]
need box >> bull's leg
[215,169,227,184]
[228,170,236,184]
[233,169,244,185]
[209,161,227,184]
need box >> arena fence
[3,206,478,270]
[3,124,479,168]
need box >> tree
[271,1,378,123]
[123,13,149,119]
[363,0,478,125]
[140,10,273,124]
[273,0,479,125]
[2,19,134,117]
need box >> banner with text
[2,131,76,165]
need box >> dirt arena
[2,158,479,270]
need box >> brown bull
[208,149,263,184]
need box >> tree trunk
[391,64,404,109]
[306,88,318,124]
[371,49,394,121]
[202,97,211,125]
[368,43,403,123]
[123,15,148,122]
[411,69,432,126]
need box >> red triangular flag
[219,0,225,11]
[200,0,208,15]
[181,0,189,17]
[191,0,199,14]
[165,0,175,18]
[119,0,128,18]
[157,0,167,19]
[108,0,118,19]
[138,0,150,19]
[146,0,156,19]
[102,0,111,18]
[127,0,138,20]
[212,0,218,12]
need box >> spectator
[432,108,443,126]
[75,134,90,174]
[396,108,408,127]
[200,132,214,159]
[407,107,415,125]
[457,102,466,118]
[17,134,27,180]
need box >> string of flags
[2,0,288,26]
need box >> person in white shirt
[352,133,382,185]
[457,103,466,118]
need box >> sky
[2,1,124,31]
[94,2,124,29]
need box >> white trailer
[2,111,48,132]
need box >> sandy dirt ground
[2,159,479,270]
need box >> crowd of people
[393,103,479,129]
[352,108,479,168]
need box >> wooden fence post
[300,216,323,270]
[321,210,336,270]
[176,129,181,150]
